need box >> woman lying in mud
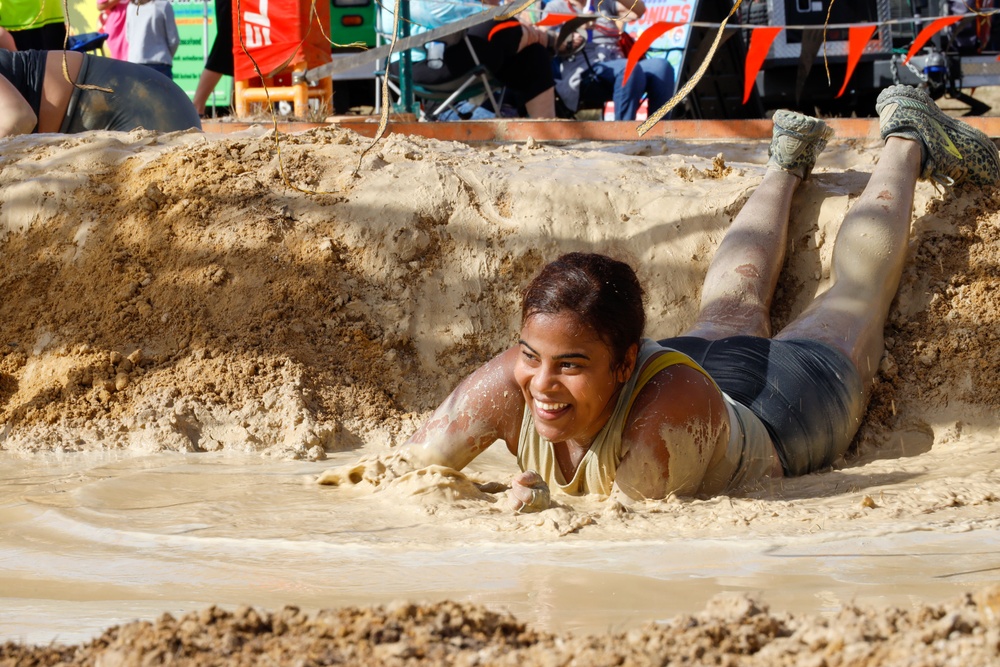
[0,47,201,137]
[353,85,999,512]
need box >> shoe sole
[769,110,833,179]
[876,84,1000,186]
[772,110,833,142]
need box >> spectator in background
[0,0,66,50]
[0,47,201,135]
[385,0,557,118]
[192,0,233,116]
[126,0,178,79]
[544,0,674,121]
[98,0,129,60]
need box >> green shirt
[0,0,64,31]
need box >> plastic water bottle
[426,41,445,69]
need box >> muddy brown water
[3,445,999,646]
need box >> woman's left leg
[777,85,1000,391]
[682,111,832,340]
[606,59,645,120]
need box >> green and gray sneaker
[766,109,834,180]
[876,84,1000,187]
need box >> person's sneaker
[876,84,1000,187]
[766,110,833,180]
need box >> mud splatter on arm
[614,365,730,500]
[402,346,525,471]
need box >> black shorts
[60,55,202,133]
[9,23,67,51]
[204,0,234,76]
[658,335,865,477]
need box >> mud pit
[1,125,999,664]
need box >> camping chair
[67,32,109,53]
[375,8,504,120]
[402,34,504,120]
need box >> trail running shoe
[766,109,833,180]
[876,84,1000,187]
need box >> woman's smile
[514,311,630,447]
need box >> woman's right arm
[0,74,37,137]
[401,346,525,471]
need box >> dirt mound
[3,588,999,666]
[3,127,999,466]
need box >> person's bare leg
[775,137,921,390]
[524,86,555,118]
[193,69,224,116]
[683,110,833,340]
[683,168,799,339]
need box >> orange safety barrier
[231,0,333,118]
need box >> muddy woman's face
[513,311,628,448]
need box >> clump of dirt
[0,128,531,457]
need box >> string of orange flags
[493,10,1000,107]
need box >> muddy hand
[507,470,551,513]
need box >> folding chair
[67,32,109,53]
[375,8,504,120]
[404,34,504,120]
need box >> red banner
[904,16,963,64]
[489,20,521,41]
[232,0,331,81]
[836,24,877,98]
[623,21,682,86]
[743,26,782,103]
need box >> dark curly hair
[521,252,645,369]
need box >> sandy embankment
[1,125,999,664]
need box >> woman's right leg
[683,111,832,340]
[775,138,920,390]
[777,84,1000,390]
[607,59,645,120]
[467,25,556,118]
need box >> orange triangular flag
[904,15,963,64]
[743,26,782,103]
[837,24,878,98]
[488,20,521,41]
[536,13,577,27]
[623,21,682,87]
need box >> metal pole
[396,0,415,112]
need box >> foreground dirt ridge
[2,590,999,666]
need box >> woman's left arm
[614,364,729,499]
[615,0,645,22]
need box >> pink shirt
[99,0,129,61]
